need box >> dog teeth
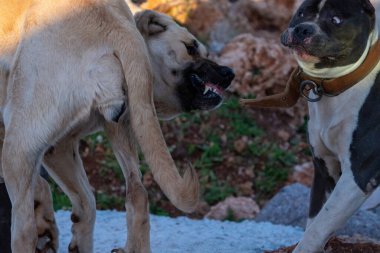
[203,86,220,95]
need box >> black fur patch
[0,183,11,253]
[309,157,336,218]
[350,72,380,193]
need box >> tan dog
[0,1,234,252]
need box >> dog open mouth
[177,60,234,111]
[293,46,320,63]
[190,73,225,98]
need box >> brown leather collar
[240,40,380,108]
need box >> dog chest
[307,65,380,164]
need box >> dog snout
[281,29,293,47]
[294,23,316,42]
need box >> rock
[216,33,307,134]
[256,183,380,240]
[373,205,380,216]
[217,34,296,97]
[361,187,380,211]
[233,137,248,154]
[339,211,380,239]
[277,130,291,142]
[140,0,226,40]
[137,0,303,51]
[206,197,260,221]
[255,183,309,228]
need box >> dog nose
[220,66,235,81]
[294,24,315,41]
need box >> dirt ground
[266,237,380,253]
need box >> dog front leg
[293,169,368,253]
[105,121,151,253]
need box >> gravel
[56,210,303,253]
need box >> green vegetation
[49,95,303,216]
[51,184,71,211]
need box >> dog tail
[111,28,199,213]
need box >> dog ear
[361,0,375,16]
[135,10,167,36]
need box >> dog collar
[240,40,380,108]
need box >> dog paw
[68,243,80,253]
[36,233,57,253]
[111,248,125,253]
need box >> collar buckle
[299,80,324,102]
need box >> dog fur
[0,1,234,252]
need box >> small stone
[277,130,291,142]
[206,197,260,221]
[234,138,248,153]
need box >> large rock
[205,197,260,221]
[256,183,380,240]
[216,33,307,135]
[135,0,303,49]
[255,183,309,228]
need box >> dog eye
[331,16,342,25]
[185,44,197,56]
[182,40,199,56]
[298,11,304,18]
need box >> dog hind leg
[43,138,96,253]
[34,175,59,253]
